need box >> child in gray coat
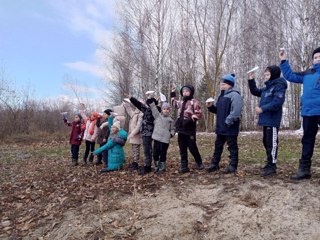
[150,102,175,173]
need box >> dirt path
[28,174,320,240]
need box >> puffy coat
[248,76,287,128]
[280,60,320,116]
[93,129,128,170]
[123,102,143,144]
[208,87,243,136]
[64,119,84,145]
[150,103,175,144]
[171,84,202,136]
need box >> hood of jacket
[265,77,288,89]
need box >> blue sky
[0,0,116,101]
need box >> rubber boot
[290,159,311,180]
[158,162,166,173]
[154,161,159,173]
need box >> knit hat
[265,65,281,80]
[104,109,113,115]
[312,47,320,58]
[221,74,236,87]
[161,102,171,110]
[180,84,195,97]
[112,121,121,130]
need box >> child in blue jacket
[279,47,320,180]
[93,121,128,173]
[207,74,243,174]
[248,66,287,176]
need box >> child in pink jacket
[81,111,99,165]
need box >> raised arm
[279,50,303,83]
[150,102,160,119]
[130,97,144,111]
[279,60,304,84]
[248,78,263,97]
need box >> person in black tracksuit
[248,65,288,176]
[207,74,243,174]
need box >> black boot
[207,163,219,173]
[82,157,88,166]
[129,162,139,170]
[195,163,204,170]
[262,163,276,176]
[290,159,311,180]
[89,153,94,163]
[179,158,190,174]
[71,158,78,166]
[222,165,237,174]
[139,166,152,175]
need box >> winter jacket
[123,102,143,144]
[248,77,287,128]
[82,119,98,142]
[64,119,84,145]
[171,84,202,136]
[93,129,128,171]
[280,60,320,116]
[150,103,175,144]
[129,97,160,137]
[96,117,112,145]
[208,87,243,136]
[80,112,99,142]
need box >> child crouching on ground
[150,102,175,173]
[63,113,84,166]
[93,121,128,173]
[207,74,243,174]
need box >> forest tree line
[1,0,320,138]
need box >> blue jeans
[142,136,153,166]
[71,144,80,160]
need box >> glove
[77,134,82,141]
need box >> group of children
[64,47,320,180]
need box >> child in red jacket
[63,113,84,166]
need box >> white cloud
[48,0,116,78]
[64,61,105,78]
